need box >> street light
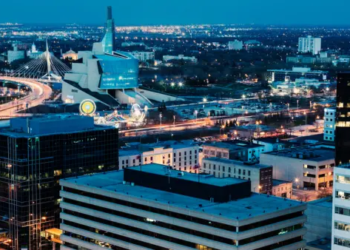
[171,82,175,87]
[179,82,183,87]
[295,178,300,189]
[303,111,308,134]
[173,115,176,126]
[159,113,162,126]
[194,110,198,122]
[203,97,207,103]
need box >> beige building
[119,141,199,172]
[260,147,335,191]
[202,157,273,194]
[272,180,293,199]
[62,49,78,60]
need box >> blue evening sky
[1,0,349,26]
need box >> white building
[272,180,293,199]
[202,157,273,193]
[252,138,286,153]
[7,44,25,64]
[131,51,155,62]
[332,165,350,249]
[298,36,322,55]
[27,42,42,59]
[119,141,199,171]
[163,54,197,63]
[260,147,335,190]
[121,41,146,47]
[228,40,243,50]
[324,108,336,141]
[59,166,307,250]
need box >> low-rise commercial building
[272,180,293,199]
[131,51,155,62]
[59,164,307,250]
[203,140,264,163]
[253,137,286,153]
[260,147,335,190]
[163,54,197,63]
[202,157,272,193]
[119,140,199,171]
[267,67,328,83]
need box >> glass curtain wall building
[335,73,350,166]
[0,116,118,250]
[101,6,116,54]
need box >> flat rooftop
[263,146,334,161]
[121,140,198,154]
[127,163,247,186]
[273,179,292,186]
[307,197,332,209]
[236,124,273,132]
[61,170,305,222]
[306,238,331,250]
[204,157,271,169]
[0,115,114,137]
[267,68,328,74]
[253,137,285,144]
[204,140,263,151]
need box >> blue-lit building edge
[97,53,139,90]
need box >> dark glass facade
[0,127,118,249]
[336,73,350,166]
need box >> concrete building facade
[119,141,199,172]
[298,36,322,55]
[59,165,307,250]
[202,157,273,193]
[332,165,350,249]
[260,147,335,190]
[202,141,265,163]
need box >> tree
[317,188,332,199]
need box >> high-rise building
[59,164,307,250]
[0,115,118,250]
[332,166,350,249]
[298,36,322,55]
[331,72,350,249]
[101,6,115,54]
[335,73,350,166]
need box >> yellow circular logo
[79,99,96,115]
